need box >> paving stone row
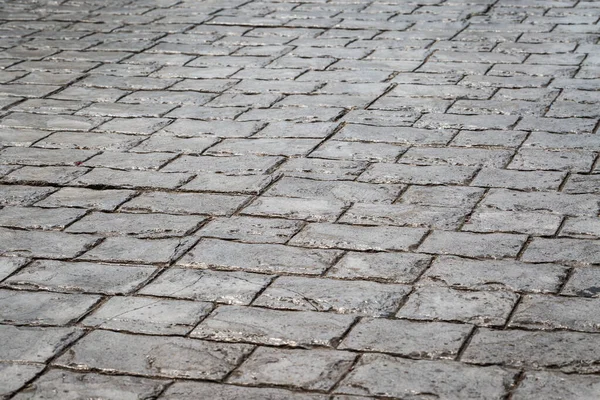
[0,0,599,398]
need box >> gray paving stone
[462,328,600,372]
[199,216,301,244]
[0,362,44,398]
[400,185,485,208]
[481,189,599,216]
[161,155,281,175]
[178,238,341,275]
[471,168,566,191]
[421,256,568,294]
[398,286,518,326]
[0,185,56,207]
[82,152,177,171]
[510,294,600,333]
[277,158,368,181]
[399,147,513,168]
[340,318,472,359]
[562,174,600,194]
[0,206,85,231]
[512,370,600,400]
[83,296,212,335]
[254,277,410,317]
[310,140,406,162]
[0,228,98,259]
[335,354,515,400]
[509,149,596,172]
[462,210,563,235]
[0,289,100,326]
[0,325,82,363]
[161,382,326,400]
[289,223,427,251]
[335,124,455,145]
[4,260,156,295]
[80,236,195,264]
[522,238,600,264]
[516,116,597,134]
[73,168,192,190]
[192,305,354,347]
[53,330,253,380]
[0,147,97,167]
[359,164,477,185]
[228,347,355,391]
[562,268,600,298]
[120,192,249,216]
[327,252,431,284]
[2,166,90,186]
[35,187,135,211]
[559,217,600,238]
[12,370,167,400]
[208,138,320,157]
[242,196,346,222]
[139,268,272,305]
[419,231,526,259]
[415,114,518,130]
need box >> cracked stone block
[5,260,156,295]
[327,252,431,284]
[82,152,177,171]
[399,185,484,208]
[334,125,455,145]
[0,289,101,325]
[563,174,600,194]
[161,155,282,175]
[359,163,477,185]
[83,296,213,335]
[511,370,600,400]
[509,294,600,333]
[560,217,600,238]
[0,362,44,398]
[462,328,600,372]
[228,347,355,391]
[339,318,472,359]
[53,330,254,380]
[399,147,513,168]
[242,196,346,222]
[161,382,327,400]
[178,238,342,275]
[509,149,596,172]
[73,168,192,190]
[198,216,302,244]
[192,305,354,347]
[35,187,134,211]
[309,140,406,162]
[562,267,600,298]
[481,189,599,216]
[181,173,274,194]
[0,206,86,231]
[277,158,367,181]
[0,185,56,207]
[398,286,518,326]
[120,192,250,216]
[419,231,527,259]
[80,236,195,264]
[12,370,167,400]
[0,147,97,167]
[522,238,600,264]
[3,166,90,185]
[139,268,273,305]
[0,325,83,363]
[254,276,410,317]
[471,168,566,191]
[335,354,515,399]
[0,228,98,259]
[421,256,568,294]
[289,223,427,251]
[462,210,563,235]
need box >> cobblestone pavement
[0,0,599,398]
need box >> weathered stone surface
[0,325,82,362]
[0,256,29,281]
[562,267,600,298]
[54,330,254,379]
[120,192,250,216]
[80,236,195,264]
[192,305,354,347]
[0,228,98,259]
[462,210,562,235]
[522,238,600,264]
[511,371,600,400]
[199,216,302,244]
[335,354,515,399]
[339,318,472,359]
[242,196,346,222]
[35,187,135,211]
[419,231,527,259]
[254,277,410,317]
[228,347,355,391]
[161,382,327,400]
[12,370,167,400]
[0,363,44,398]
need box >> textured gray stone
[327,252,431,283]
[0,325,82,362]
[199,216,302,244]
[0,363,44,398]
[0,228,98,259]
[512,371,600,400]
[35,187,135,211]
[419,231,526,259]
[241,197,346,222]
[562,268,600,298]
[161,382,326,400]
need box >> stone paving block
[462,210,563,235]
[415,114,519,130]
[4,260,156,295]
[562,174,600,194]
[139,268,272,305]
[0,289,100,326]
[562,267,600,298]
[327,252,431,284]
[83,296,212,335]
[237,107,344,123]
[254,122,337,139]
[398,286,518,326]
[359,163,477,185]
[199,216,302,244]
[399,147,513,168]
[334,124,455,145]
[509,294,600,333]
[12,370,167,400]
[161,155,282,175]
[516,116,597,133]
[0,206,85,231]
[420,231,526,259]
[35,187,135,211]
[73,168,191,190]
[120,192,250,216]
[471,168,565,191]
[421,256,568,294]
[0,256,28,281]
[161,382,327,400]
[192,305,354,347]
[0,128,53,147]
[523,131,600,150]
[289,223,427,251]
[0,147,97,167]
[0,185,56,207]
[207,138,321,157]
[309,140,406,162]
[254,276,410,317]
[132,135,218,154]
[511,370,600,400]
[157,120,263,139]
[0,325,82,363]
[34,131,143,151]
[178,238,341,275]
[508,149,596,172]
[2,166,90,186]
[481,189,599,216]
[522,238,600,264]
[335,354,515,399]
[340,203,468,230]
[462,328,600,372]
[82,151,177,171]
[80,236,195,264]
[0,362,44,398]
[241,196,346,222]
[559,217,600,238]
[277,158,368,181]
[66,212,204,238]
[0,113,105,131]
[339,318,472,359]
[53,330,253,380]
[0,228,98,259]
[228,347,355,391]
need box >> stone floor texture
[0,0,599,398]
